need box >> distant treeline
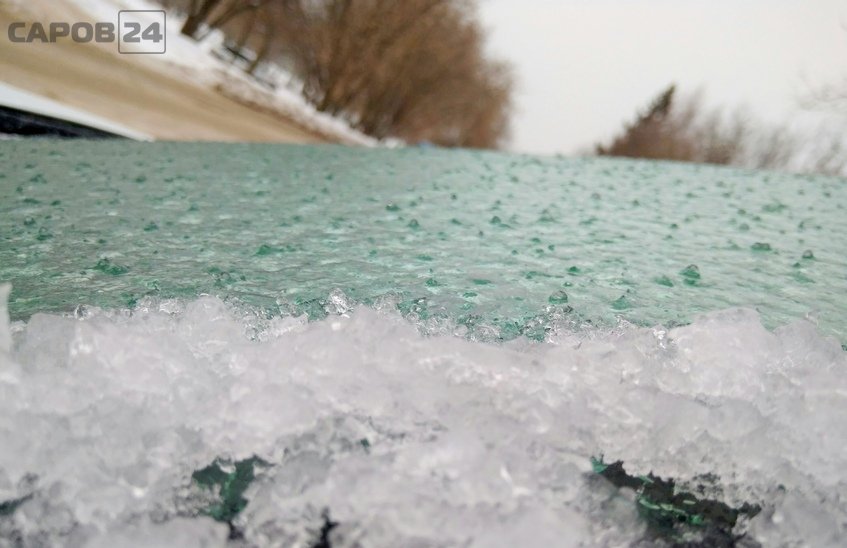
[596,84,847,176]
[161,0,513,149]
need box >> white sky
[479,0,847,155]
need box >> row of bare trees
[160,0,513,148]
[595,84,847,176]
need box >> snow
[1,288,845,546]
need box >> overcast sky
[479,0,847,155]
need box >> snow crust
[0,286,845,546]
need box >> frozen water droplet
[654,275,674,287]
[324,289,352,316]
[679,265,700,284]
[548,291,568,305]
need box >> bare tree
[275,0,512,147]
[802,77,847,113]
[159,0,513,147]
[594,85,839,174]
[179,0,226,37]
[796,38,847,176]
[595,85,696,161]
[166,0,275,38]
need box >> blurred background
[1,0,845,175]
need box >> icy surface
[1,141,846,341]
[0,288,845,546]
[1,141,846,544]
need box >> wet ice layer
[1,141,846,341]
[1,289,845,546]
